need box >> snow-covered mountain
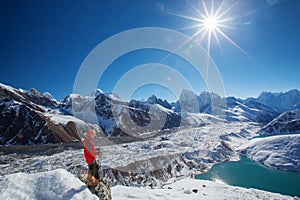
[226,97,278,123]
[239,134,300,172]
[253,89,300,113]
[146,95,172,109]
[0,83,101,145]
[0,83,188,145]
[1,82,299,146]
[259,110,300,136]
[238,110,300,173]
[173,89,278,123]
[62,91,185,137]
[173,89,300,123]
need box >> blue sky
[0,0,299,101]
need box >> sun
[191,0,236,55]
[166,0,251,59]
[203,15,219,31]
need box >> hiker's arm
[96,148,103,156]
[85,141,92,153]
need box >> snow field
[0,169,296,200]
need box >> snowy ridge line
[1,82,299,146]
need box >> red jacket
[83,138,97,164]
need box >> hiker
[82,129,102,187]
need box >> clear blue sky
[0,0,299,101]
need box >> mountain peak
[147,95,158,104]
[26,88,42,97]
[95,88,104,96]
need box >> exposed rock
[259,110,300,136]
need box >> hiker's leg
[88,162,94,175]
[94,162,100,180]
[89,161,100,186]
[87,162,96,184]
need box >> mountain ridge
[1,82,299,146]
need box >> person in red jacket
[83,129,101,187]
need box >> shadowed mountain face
[0,84,83,145]
[0,97,82,145]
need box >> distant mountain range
[249,89,300,113]
[0,82,299,145]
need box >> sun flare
[167,0,251,59]
[203,15,219,31]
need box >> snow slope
[0,169,296,200]
[113,177,296,200]
[0,169,98,200]
[239,134,300,172]
[259,110,300,136]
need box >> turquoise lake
[196,156,300,197]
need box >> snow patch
[0,169,98,200]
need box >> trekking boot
[92,179,100,187]
[86,173,96,186]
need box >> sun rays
[167,0,252,60]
